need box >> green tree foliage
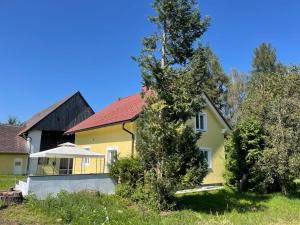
[225,118,264,191]
[252,69,300,194]
[7,116,22,125]
[134,0,209,210]
[225,43,300,195]
[204,47,229,112]
[226,69,248,125]
[252,43,277,74]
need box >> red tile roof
[66,91,231,134]
[67,93,144,133]
[0,124,27,154]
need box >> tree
[224,117,264,191]
[135,0,210,209]
[204,47,229,112]
[226,43,300,194]
[252,42,277,74]
[250,42,286,97]
[252,69,300,194]
[7,116,22,125]
[226,69,248,125]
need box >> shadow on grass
[286,189,300,200]
[176,189,270,214]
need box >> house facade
[67,92,230,185]
[0,124,28,175]
[0,91,94,175]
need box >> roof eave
[65,116,139,135]
[0,152,29,155]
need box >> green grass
[1,189,300,225]
[0,175,26,190]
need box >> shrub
[115,183,133,199]
[109,158,161,209]
[109,157,144,186]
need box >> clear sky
[0,0,299,123]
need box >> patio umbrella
[29,142,105,159]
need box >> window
[15,161,21,166]
[38,157,49,165]
[107,149,118,165]
[59,158,73,175]
[200,148,212,169]
[82,147,90,166]
[195,112,207,131]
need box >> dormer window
[195,112,207,132]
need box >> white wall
[27,130,42,153]
[22,174,116,199]
[27,130,42,174]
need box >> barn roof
[18,91,94,136]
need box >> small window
[200,148,212,169]
[15,161,21,166]
[195,112,207,131]
[107,149,118,165]
[82,147,90,166]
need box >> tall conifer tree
[135,0,210,209]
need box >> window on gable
[200,148,212,169]
[195,112,207,131]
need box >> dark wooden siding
[40,131,75,151]
[32,93,94,132]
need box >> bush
[109,157,144,186]
[115,183,133,199]
[109,158,161,209]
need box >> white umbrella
[29,142,105,159]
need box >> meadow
[1,185,300,225]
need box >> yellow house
[0,124,28,175]
[67,92,230,185]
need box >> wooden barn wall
[32,93,94,132]
[40,131,75,151]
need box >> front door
[13,158,23,175]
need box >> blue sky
[0,0,299,123]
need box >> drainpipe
[122,122,135,157]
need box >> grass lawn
[0,175,26,190]
[1,189,300,225]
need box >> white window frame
[82,146,91,166]
[200,148,212,169]
[106,146,118,166]
[195,112,207,132]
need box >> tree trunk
[161,20,166,68]
[279,180,289,195]
[239,173,248,192]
